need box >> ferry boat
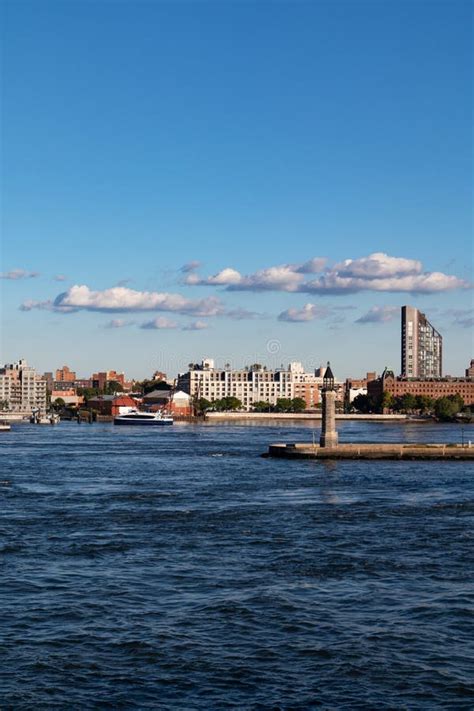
[113,410,174,426]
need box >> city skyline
[2,1,472,378]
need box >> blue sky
[1,0,472,379]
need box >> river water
[1,420,473,709]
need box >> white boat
[30,410,60,425]
[113,409,174,426]
[0,422,11,432]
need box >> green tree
[196,397,212,414]
[152,380,171,391]
[275,398,292,412]
[0,399,9,411]
[52,397,66,409]
[400,393,417,413]
[434,394,464,421]
[104,380,124,395]
[415,395,434,414]
[135,379,169,395]
[222,396,242,411]
[352,393,371,413]
[381,391,395,411]
[77,387,100,402]
[290,397,307,413]
[252,400,273,412]
[211,397,242,411]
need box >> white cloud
[184,253,468,295]
[1,269,39,280]
[24,285,224,316]
[182,320,209,331]
[53,274,67,282]
[184,259,327,292]
[104,318,134,329]
[185,267,243,287]
[355,306,399,323]
[302,270,467,294]
[278,303,331,322]
[181,261,202,273]
[140,317,178,330]
[225,307,265,320]
[295,258,327,274]
[20,299,76,313]
[333,253,422,279]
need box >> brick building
[55,365,76,382]
[344,372,377,404]
[92,370,127,391]
[143,389,193,416]
[51,389,84,407]
[368,367,474,406]
[87,395,138,416]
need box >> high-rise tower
[401,306,442,378]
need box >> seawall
[266,442,474,460]
[206,412,409,422]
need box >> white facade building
[0,359,48,413]
[177,359,342,411]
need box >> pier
[266,442,474,460]
[266,363,474,461]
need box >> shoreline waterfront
[206,411,409,421]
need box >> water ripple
[1,420,473,708]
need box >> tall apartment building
[177,359,341,411]
[0,358,47,413]
[401,305,442,378]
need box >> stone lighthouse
[319,362,338,448]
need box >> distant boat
[30,410,60,425]
[0,421,11,432]
[113,410,173,426]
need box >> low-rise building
[0,358,47,413]
[344,372,377,404]
[74,379,94,389]
[50,389,84,407]
[143,389,193,416]
[368,367,474,406]
[87,395,138,416]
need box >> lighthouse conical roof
[324,363,334,380]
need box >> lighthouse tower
[319,362,338,448]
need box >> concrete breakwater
[266,442,474,460]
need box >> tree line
[195,397,307,414]
[351,391,471,421]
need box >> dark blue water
[1,420,473,709]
